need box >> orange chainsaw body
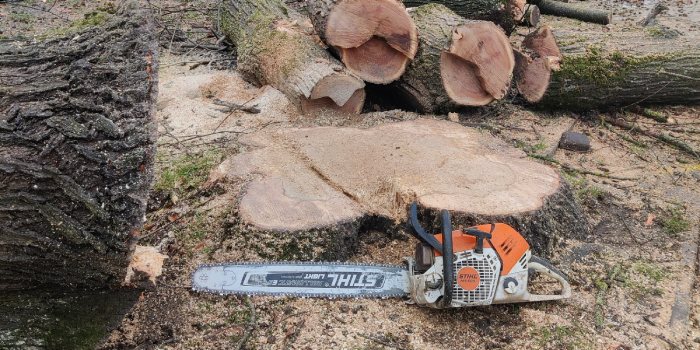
[433,223,530,276]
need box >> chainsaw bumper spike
[192,202,571,308]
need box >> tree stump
[396,4,514,113]
[220,0,366,114]
[210,117,588,260]
[307,0,419,84]
[0,3,158,290]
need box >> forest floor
[2,0,699,349]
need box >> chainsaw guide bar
[192,262,411,299]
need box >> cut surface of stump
[0,4,158,290]
[308,0,418,84]
[221,0,366,114]
[398,4,514,112]
[212,117,588,259]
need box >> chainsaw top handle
[441,209,454,307]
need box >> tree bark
[0,3,158,290]
[306,0,418,84]
[537,23,700,110]
[529,0,611,25]
[220,0,366,114]
[402,0,518,34]
[396,4,514,113]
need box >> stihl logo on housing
[242,271,386,288]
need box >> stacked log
[512,26,562,103]
[402,0,519,34]
[539,23,700,110]
[220,0,366,114]
[307,0,419,84]
[396,4,515,112]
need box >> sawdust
[123,246,168,287]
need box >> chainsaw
[192,202,571,308]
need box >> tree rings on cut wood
[210,117,588,259]
[308,0,419,84]
[523,25,562,70]
[397,4,514,112]
[514,49,551,103]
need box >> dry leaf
[644,213,656,227]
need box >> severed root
[308,0,418,84]
[513,49,551,103]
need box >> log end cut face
[219,119,563,233]
[523,25,562,70]
[446,23,515,101]
[301,73,366,114]
[514,50,551,103]
[326,0,418,84]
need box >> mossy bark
[395,4,469,113]
[538,24,700,110]
[0,3,157,290]
[403,0,516,34]
[220,0,364,112]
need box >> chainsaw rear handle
[526,255,572,301]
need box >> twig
[529,154,639,181]
[212,98,260,114]
[234,296,257,350]
[601,115,700,159]
[358,333,406,350]
[639,3,668,26]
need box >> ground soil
[2,0,699,349]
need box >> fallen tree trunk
[402,0,518,34]
[396,4,514,112]
[221,0,366,114]
[209,117,588,258]
[529,0,611,25]
[0,3,157,290]
[307,0,418,84]
[538,22,700,110]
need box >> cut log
[0,3,157,290]
[209,117,589,259]
[402,0,518,34]
[220,0,366,114]
[396,4,515,113]
[514,50,552,103]
[306,0,418,84]
[536,20,700,110]
[523,25,562,70]
[528,0,611,25]
[522,5,541,27]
